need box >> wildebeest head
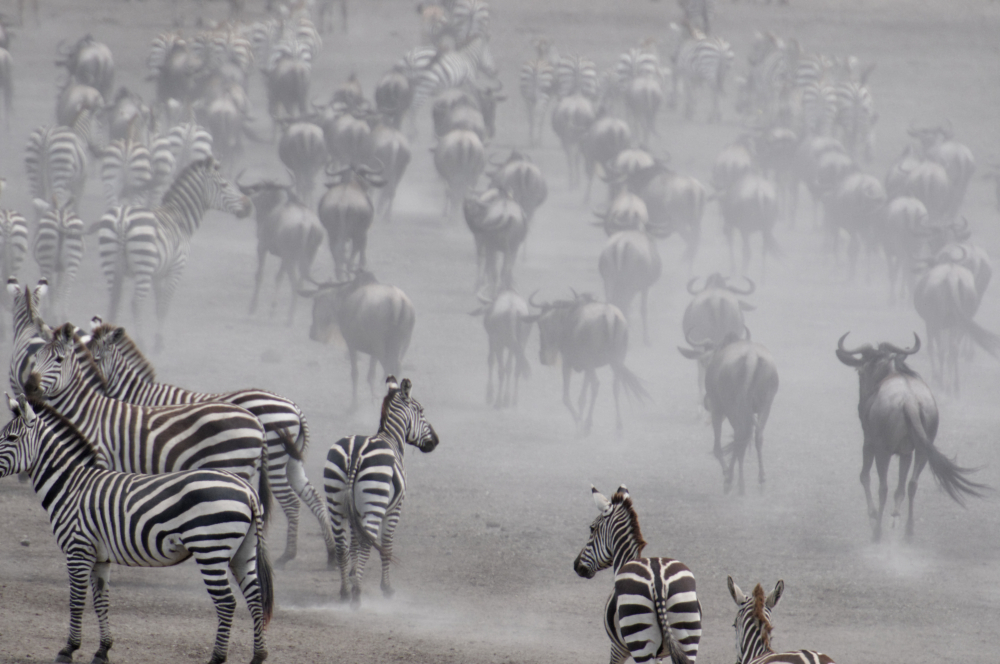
[324,162,386,190]
[686,273,755,297]
[836,332,922,389]
[300,270,379,342]
[525,290,593,365]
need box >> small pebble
[20,539,29,547]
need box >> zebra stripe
[31,198,84,322]
[728,578,835,664]
[0,394,272,664]
[101,136,153,208]
[449,0,491,47]
[555,54,599,100]
[323,377,439,606]
[519,41,555,146]
[96,157,248,349]
[0,207,28,284]
[27,322,270,503]
[411,37,498,119]
[833,81,875,162]
[574,486,702,664]
[25,124,88,209]
[7,278,49,397]
[673,31,733,122]
[86,321,337,568]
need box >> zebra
[833,80,876,163]
[7,278,49,397]
[574,485,701,664]
[727,578,835,664]
[676,0,713,34]
[0,393,273,664]
[671,24,734,122]
[149,121,214,205]
[26,322,272,506]
[518,38,556,146]
[96,157,251,351]
[85,319,337,568]
[31,197,84,322]
[324,376,439,606]
[410,37,499,122]
[25,122,89,213]
[100,132,153,208]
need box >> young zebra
[574,486,701,664]
[31,197,85,323]
[0,393,273,664]
[728,577,836,664]
[95,157,251,350]
[85,320,337,569]
[324,376,439,606]
[26,322,271,508]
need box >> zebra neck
[105,360,155,401]
[376,419,407,456]
[29,407,98,515]
[157,194,207,238]
[611,538,643,574]
[740,638,770,664]
[46,372,119,443]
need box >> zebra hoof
[381,585,395,599]
[55,653,74,663]
[250,649,268,664]
[89,655,109,664]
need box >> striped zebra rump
[607,557,702,663]
[555,55,599,100]
[101,137,154,208]
[324,434,405,541]
[31,199,84,320]
[96,205,162,320]
[25,125,88,209]
[0,209,28,288]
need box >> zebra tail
[345,478,396,564]
[257,445,273,528]
[253,498,276,627]
[654,585,693,664]
[275,427,304,462]
[614,363,651,404]
[904,401,990,506]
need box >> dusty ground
[1,0,999,662]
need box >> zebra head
[728,577,783,664]
[0,393,38,478]
[573,485,646,579]
[379,376,438,453]
[26,322,100,399]
[171,158,252,219]
[86,323,154,388]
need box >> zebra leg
[283,449,338,565]
[269,458,301,568]
[230,525,270,664]
[349,517,380,607]
[57,554,96,663]
[152,265,184,352]
[323,463,352,592]
[379,502,403,598]
[195,556,239,664]
[88,562,113,664]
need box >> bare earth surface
[1,0,999,662]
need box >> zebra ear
[591,485,611,513]
[110,327,126,343]
[89,316,103,331]
[728,576,747,605]
[766,580,784,609]
[400,378,412,398]
[616,484,629,500]
[385,375,399,391]
[6,392,17,413]
[17,395,35,425]
[6,277,20,298]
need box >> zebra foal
[86,320,338,568]
[728,577,835,664]
[574,485,701,664]
[0,394,273,664]
[324,376,439,607]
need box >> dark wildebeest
[57,34,115,100]
[598,228,663,345]
[264,51,311,126]
[912,250,1000,394]
[879,196,929,304]
[237,179,325,324]
[909,123,975,222]
[488,151,548,226]
[526,292,648,434]
[580,115,631,202]
[304,270,415,408]
[551,93,596,190]
[796,135,850,226]
[434,128,485,219]
[836,333,987,541]
[678,332,778,495]
[463,188,528,297]
[371,119,411,223]
[681,273,754,399]
[374,69,413,130]
[322,105,373,171]
[593,190,649,236]
[317,164,384,279]
[278,118,328,206]
[717,172,781,277]
[469,289,532,408]
[822,171,887,280]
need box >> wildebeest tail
[905,401,989,506]
[964,318,1000,357]
[614,363,650,403]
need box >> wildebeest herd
[0,0,998,662]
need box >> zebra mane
[67,326,109,394]
[160,157,214,209]
[377,387,401,434]
[611,490,647,556]
[24,393,105,465]
[94,323,157,383]
[752,583,773,649]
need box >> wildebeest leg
[727,420,753,496]
[860,438,877,531]
[711,409,726,481]
[847,233,860,281]
[891,450,912,529]
[272,259,289,316]
[561,363,578,424]
[250,245,267,315]
[349,349,360,410]
[741,231,752,278]
[367,355,378,400]
[501,347,516,408]
[754,404,772,491]
[486,342,496,405]
[906,450,928,539]
[725,226,736,275]
[582,369,599,435]
[640,289,650,346]
[873,451,891,542]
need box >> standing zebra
[833,79,876,163]
[519,38,556,146]
[96,157,251,350]
[671,23,734,122]
[8,278,48,398]
[574,485,701,664]
[86,320,337,568]
[25,122,89,213]
[26,322,271,510]
[727,578,835,664]
[100,131,154,208]
[324,376,439,606]
[0,195,29,340]
[31,197,84,322]
[148,121,214,206]
[0,394,273,664]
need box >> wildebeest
[317,164,384,279]
[593,190,649,236]
[836,333,986,541]
[264,50,311,125]
[879,196,929,303]
[322,104,373,170]
[374,69,413,130]
[822,171,887,280]
[796,135,850,226]
[434,128,485,219]
[277,118,327,206]
[370,118,411,222]
[678,333,778,495]
[681,273,754,398]
[305,270,416,408]
[463,187,528,297]
[526,291,648,434]
[487,151,548,226]
[717,172,781,277]
[551,93,595,190]
[617,159,706,262]
[598,228,663,345]
[912,250,1000,394]
[469,289,532,408]
[580,115,630,201]
[237,179,325,324]
[56,34,114,100]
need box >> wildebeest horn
[881,333,921,356]
[487,152,507,167]
[726,276,755,296]
[686,276,704,295]
[325,163,350,178]
[837,332,870,356]
[528,289,547,309]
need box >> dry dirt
[1,0,1000,662]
